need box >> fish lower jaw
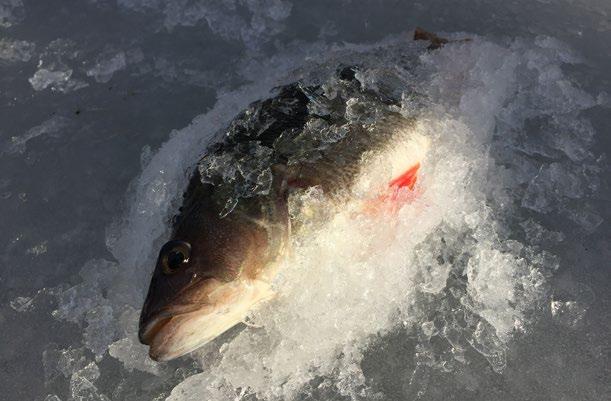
[148,278,274,361]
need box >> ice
[86,51,127,83]
[29,68,87,92]
[78,361,101,383]
[26,240,49,255]
[413,237,452,294]
[521,161,602,225]
[33,27,604,401]
[29,39,88,93]
[108,307,163,375]
[468,321,507,373]
[0,0,24,28]
[42,345,109,401]
[70,374,110,401]
[198,141,274,197]
[117,0,292,49]
[0,38,35,62]
[5,116,69,155]
[43,345,89,382]
[550,281,594,329]
[520,219,565,245]
[562,205,604,233]
[550,300,587,328]
[44,395,62,401]
[117,0,165,12]
[108,337,162,375]
[10,295,34,312]
[467,246,533,338]
[83,305,116,357]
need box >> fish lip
[139,312,173,346]
[141,307,216,362]
[138,278,221,346]
[141,278,276,361]
[139,305,199,345]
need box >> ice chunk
[108,336,162,375]
[29,68,88,92]
[550,300,587,328]
[344,97,385,125]
[117,0,291,50]
[413,235,452,294]
[6,116,69,154]
[0,0,24,28]
[520,218,565,245]
[29,39,88,93]
[198,141,274,216]
[562,205,603,233]
[52,281,105,323]
[521,162,584,214]
[107,307,162,374]
[116,0,163,12]
[467,321,507,373]
[0,38,35,62]
[550,281,594,328]
[43,345,90,384]
[78,361,101,383]
[49,357,104,400]
[26,241,48,255]
[86,51,127,83]
[52,259,119,323]
[10,296,34,312]
[83,305,116,357]
[70,373,110,401]
[44,395,62,401]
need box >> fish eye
[160,240,191,274]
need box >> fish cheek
[183,225,245,283]
[141,261,191,321]
[205,223,270,282]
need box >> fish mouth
[139,278,275,361]
[139,313,173,346]
[139,307,216,361]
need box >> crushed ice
[24,33,604,400]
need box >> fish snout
[138,311,172,346]
[138,277,275,361]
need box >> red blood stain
[389,162,420,191]
[362,162,421,215]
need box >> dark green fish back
[193,66,416,217]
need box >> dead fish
[138,30,447,361]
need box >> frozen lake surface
[1,1,609,400]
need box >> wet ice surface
[1,1,610,401]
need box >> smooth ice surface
[2,1,610,401]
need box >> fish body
[139,63,426,361]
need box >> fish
[138,30,447,361]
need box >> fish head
[138,192,281,361]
